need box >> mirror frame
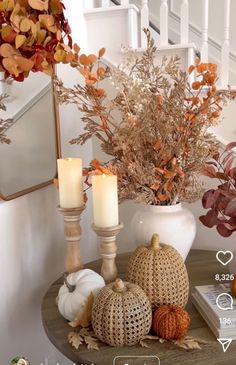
[0,76,61,201]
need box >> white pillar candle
[92,174,119,228]
[57,158,84,209]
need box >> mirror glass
[0,73,59,200]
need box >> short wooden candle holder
[58,205,86,274]
[92,223,124,283]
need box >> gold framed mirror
[0,72,61,201]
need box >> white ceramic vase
[131,203,197,261]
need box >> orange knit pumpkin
[152,305,190,340]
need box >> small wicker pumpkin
[152,305,190,340]
[92,278,152,347]
[127,234,189,310]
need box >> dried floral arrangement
[200,142,236,237]
[0,93,14,143]
[54,30,236,205]
[0,0,74,81]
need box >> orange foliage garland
[0,0,74,80]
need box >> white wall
[0,2,95,365]
[0,187,67,365]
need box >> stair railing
[221,0,231,88]
[84,0,232,87]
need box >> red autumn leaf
[158,193,168,202]
[226,141,236,151]
[88,54,97,64]
[224,222,236,231]
[202,189,218,209]
[97,67,106,78]
[74,43,80,53]
[154,139,162,151]
[79,67,90,77]
[225,200,236,218]
[217,224,233,237]
[219,189,236,199]
[79,54,90,66]
[212,152,220,162]
[199,209,218,228]
[201,165,217,178]
[192,81,201,90]
[229,167,236,179]
[224,156,234,175]
[67,34,73,49]
[188,65,195,74]
[216,172,229,181]
[98,47,106,58]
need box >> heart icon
[216,251,233,266]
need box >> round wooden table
[41,250,236,365]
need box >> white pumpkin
[57,269,105,321]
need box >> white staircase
[75,0,236,147]
[84,0,196,76]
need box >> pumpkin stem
[63,272,76,293]
[150,233,160,250]
[114,278,125,292]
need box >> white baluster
[180,0,189,44]
[160,0,168,46]
[128,7,138,48]
[84,0,96,9]
[121,0,130,5]
[221,0,231,87]
[201,0,209,62]
[100,0,110,7]
[141,0,149,48]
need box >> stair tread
[84,4,139,15]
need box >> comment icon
[216,293,234,311]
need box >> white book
[192,293,236,339]
[193,291,236,329]
[194,284,236,320]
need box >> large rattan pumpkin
[92,278,152,347]
[127,234,189,310]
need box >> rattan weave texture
[126,234,189,310]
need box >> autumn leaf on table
[84,334,99,351]
[69,292,94,328]
[68,331,83,349]
[140,334,208,350]
[172,336,208,350]
[68,328,99,351]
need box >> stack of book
[191,283,236,339]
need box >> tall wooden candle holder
[58,205,86,273]
[92,223,124,283]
